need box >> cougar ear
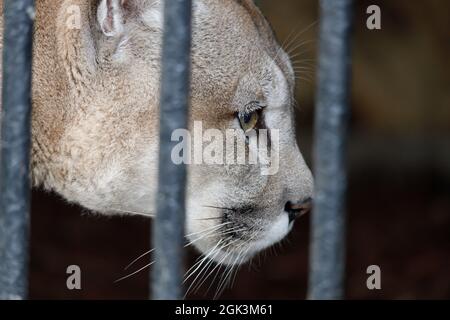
[97,0,128,37]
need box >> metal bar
[308,0,354,300]
[0,0,35,300]
[152,0,192,300]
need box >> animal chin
[204,225,290,266]
[189,212,292,267]
[250,214,291,253]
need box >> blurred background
[29,0,450,299]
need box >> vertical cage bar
[308,0,354,300]
[0,0,35,300]
[152,0,192,300]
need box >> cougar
[0,0,313,271]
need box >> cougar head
[32,0,314,266]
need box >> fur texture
[0,0,313,265]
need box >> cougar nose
[285,198,313,223]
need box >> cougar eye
[237,100,266,133]
[238,110,259,133]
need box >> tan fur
[0,0,313,265]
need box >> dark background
[29,0,450,299]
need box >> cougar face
[0,0,313,266]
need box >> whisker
[191,249,224,294]
[214,255,238,299]
[123,223,231,272]
[212,233,258,299]
[124,248,155,271]
[293,68,315,75]
[205,262,225,295]
[194,238,242,293]
[283,20,318,54]
[292,62,315,67]
[183,239,223,284]
[184,240,225,296]
[232,245,254,288]
[186,236,241,296]
[203,251,236,299]
[295,77,314,84]
[202,205,236,212]
[280,22,306,54]
[291,58,316,63]
[219,228,247,237]
[288,49,316,65]
[184,225,235,248]
[287,50,316,66]
[194,216,223,221]
[229,253,245,291]
[290,58,316,66]
[294,73,315,79]
[191,236,239,291]
[292,65,316,72]
[114,261,155,283]
[269,22,316,77]
[185,222,231,238]
[184,255,208,285]
[286,39,317,56]
[111,208,154,217]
